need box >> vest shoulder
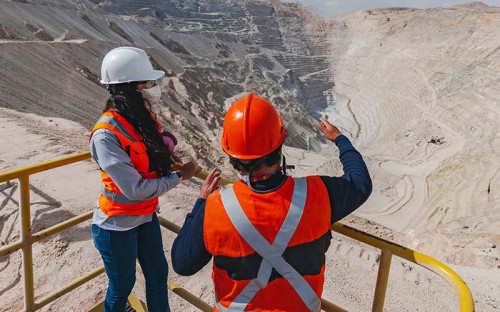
[204,189,225,218]
[305,175,324,183]
[206,187,222,200]
[89,127,121,145]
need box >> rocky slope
[0,0,334,172]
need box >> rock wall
[326,3,500,272]
[0,0,334,168]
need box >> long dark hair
[104,83,173,177]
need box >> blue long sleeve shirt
[171,135,372,276]
[90,128,181,231]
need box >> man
[171,93,372,311]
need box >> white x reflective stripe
[216,178,321,312]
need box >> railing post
[19,175,35,311]
[372,249,392,312]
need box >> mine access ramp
[0,152,475,312]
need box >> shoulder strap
[91,122,133,151]
[105,111,144,141]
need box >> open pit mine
[0,0,499,311]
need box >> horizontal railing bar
[332,222,411,255]
[193,170,233,187]
[31,211,93,243]
[158,215,181,234]
[167,280,214,312]
[0,240,24,258]
[0,152,91,183]
[0,152,228,254]
[32,266,106,311]
[321,298,349,312]
[173,162,233,187]
[0,152,232,186]
[0,211,94,257]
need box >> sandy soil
[1,107,499,312]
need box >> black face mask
[241,155,295,193]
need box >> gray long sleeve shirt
[90,128,181,231]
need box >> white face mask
[141,85,162,103]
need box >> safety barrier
[0,152,474,312]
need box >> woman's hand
[199,168,221,199]
[317,118,342,142]
[179,161,202,181]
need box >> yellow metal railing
[0,152,475,312]
[332,223,475,312]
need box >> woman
[90,47,200,312]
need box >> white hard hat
[100,47,165,84]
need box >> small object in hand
[162,131,178,153]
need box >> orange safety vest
[89,110,160,217]
[204,176,332,312]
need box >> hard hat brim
[100,70,165,84]
[141,69,165,82]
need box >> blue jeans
[92,213,170,312]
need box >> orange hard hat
[221,93,286,160]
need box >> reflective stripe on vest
[100,186,156,204]
[216,177,321,312]
[95,115,137,142]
